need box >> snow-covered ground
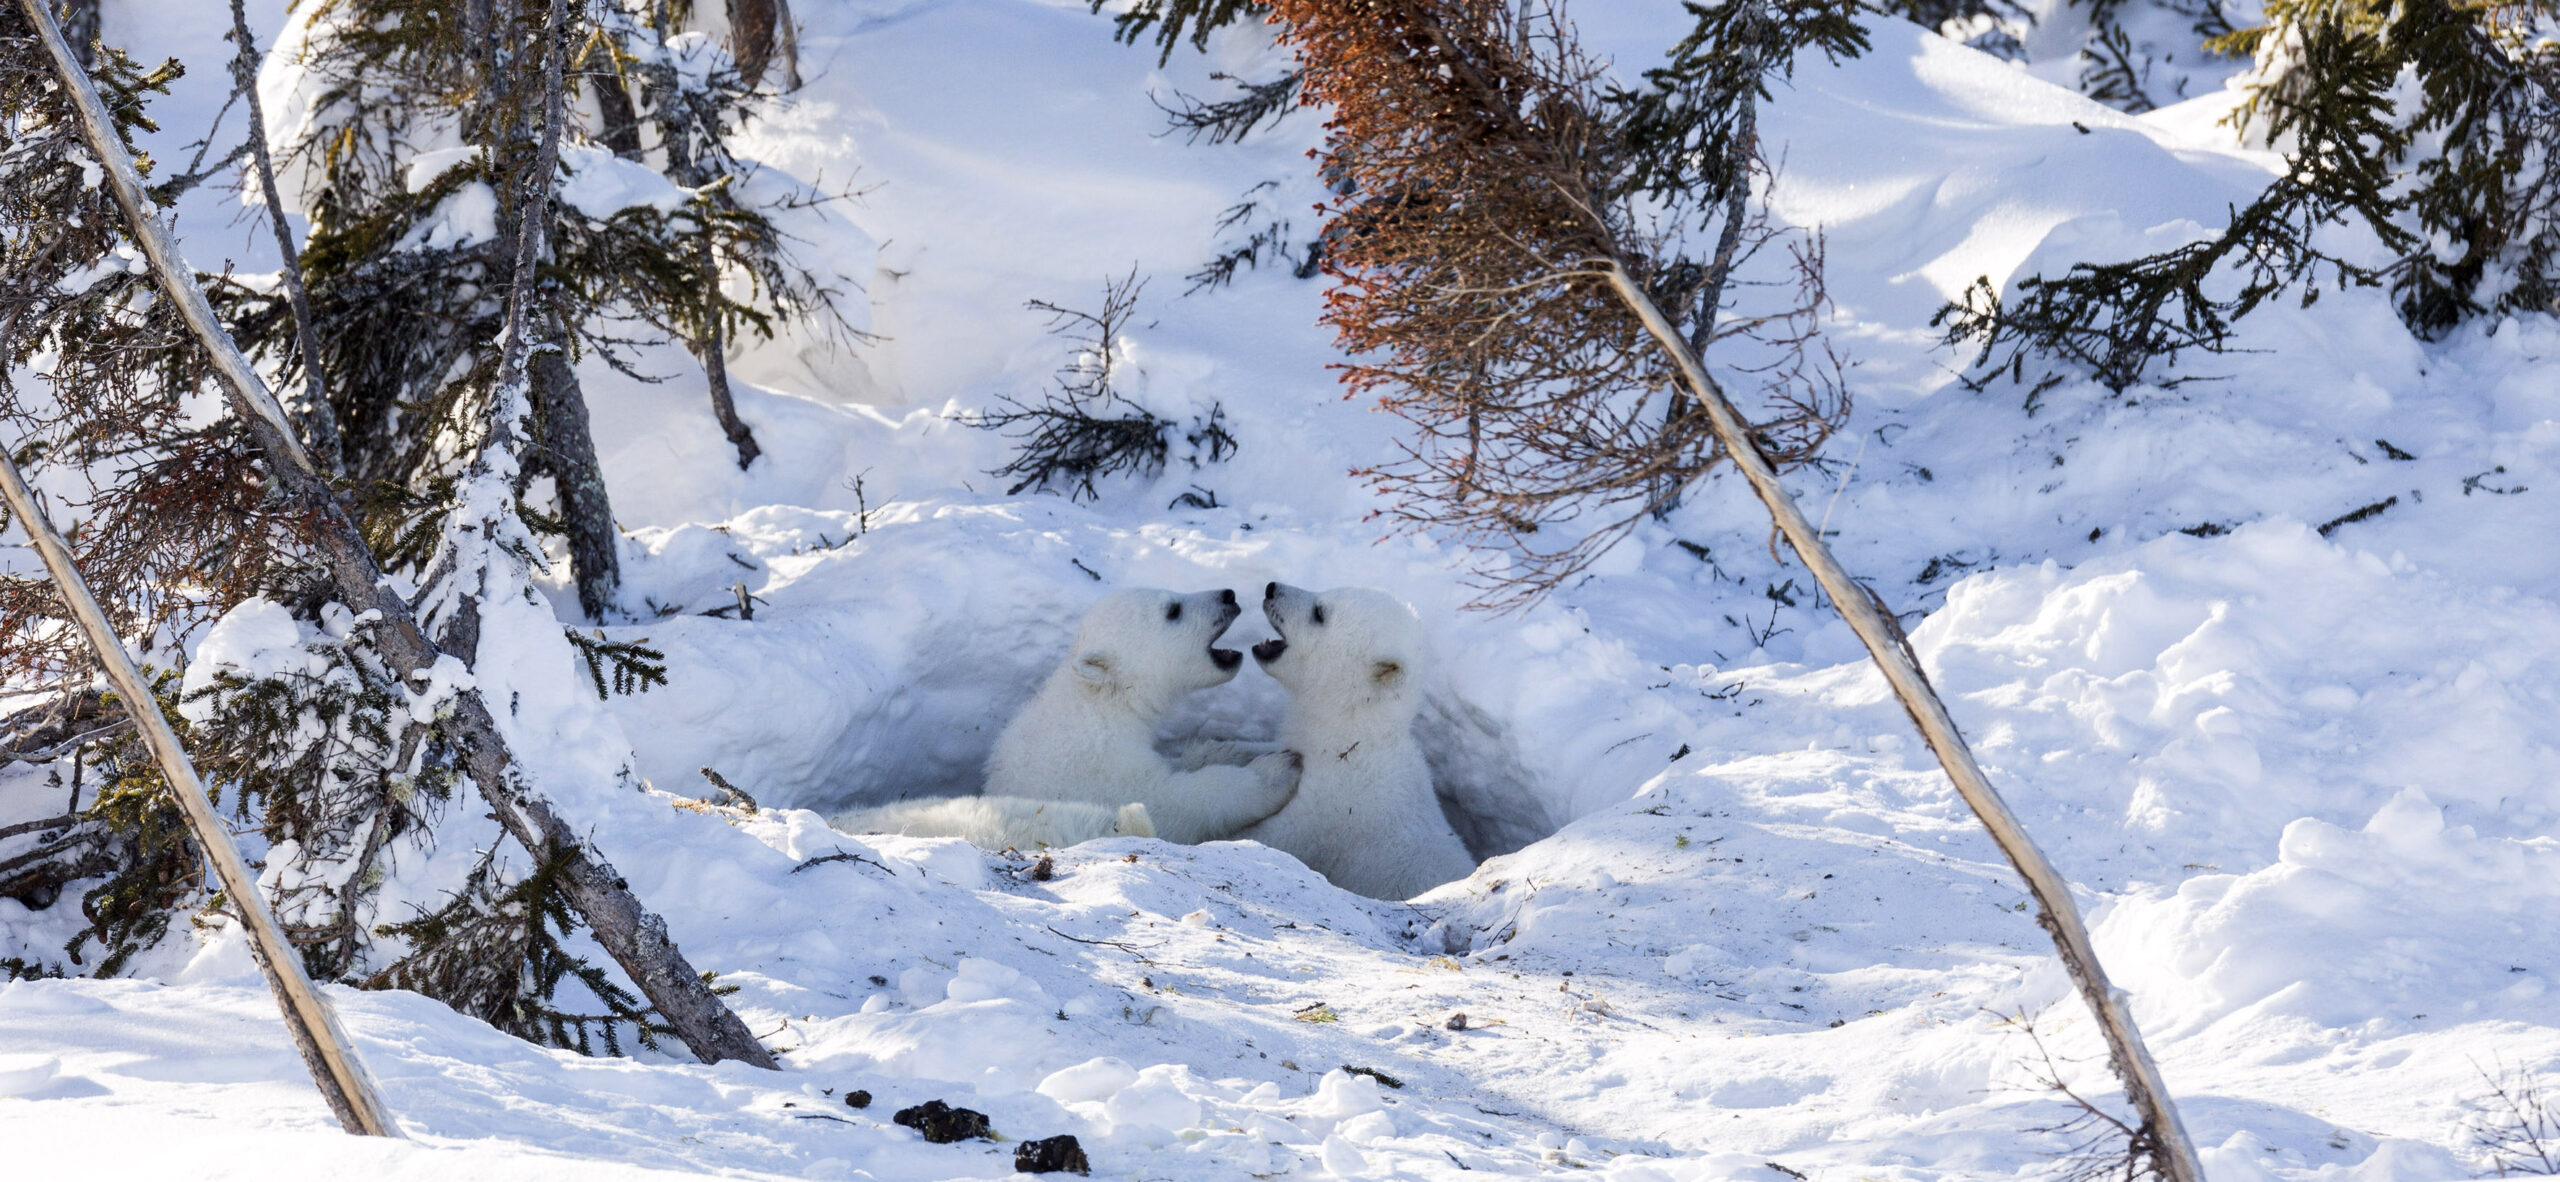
[6,1,2559,1178]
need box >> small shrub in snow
[973,273,1237,502]
[2467,1063,2560,1176]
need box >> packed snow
[5,1,2558,1179]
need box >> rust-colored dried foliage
[0,14,311,696]
[1271,0,1842,604]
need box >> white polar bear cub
[1240,583,1477,899]
[830,797,1153,849]
[984,587,1301,845]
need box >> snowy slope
[6,1,2560,1179]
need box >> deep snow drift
[5,1,2558,1179]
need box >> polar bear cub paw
[1175,738,1281,772]
[1241,749,1304,819]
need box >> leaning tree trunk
[529,321,624,620]
[1602,262,2204,1182]
[20,0,776,1071]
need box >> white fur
[984,588,1300,844]
[1240,584,1477,899]
[829,796,1154,849]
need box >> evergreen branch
[564,628,668,699]
[1156,70,1301,144]
[1091,0,1269,65]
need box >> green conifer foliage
[1613,0,1869,211]
[0,0,773,1066]
[369,849,677,1056]
[181,599,466,981]
[1091,0,1268,64]
[225,0,844,611]
[2376,0,2560,332]
[1943,0,2558,389]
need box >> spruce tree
[1943,0,2558,390]
[0,0,772,1066]
[1271,4,2204,1175]
[230,0,843,616]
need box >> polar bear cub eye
[1310,603,1327,625]
[1165,601,1183,622]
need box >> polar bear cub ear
[1072,650,1115,684]
[1114,802,1155,838]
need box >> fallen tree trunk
[0,448,399,1137]
[1602,262,2202,1182]
[19,0,775,1070]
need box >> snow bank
[17,0,2560,1179]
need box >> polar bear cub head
[1067,587,1247,705]
[1251,583,1423,727]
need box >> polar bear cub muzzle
[1072,586,1247,691]
[1251,581,1408,699]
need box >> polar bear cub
[830,797,1153,849]
[984,587,1301,845]
[1239,583,1477,899]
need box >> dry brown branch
[1278,0,1842,607]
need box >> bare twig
[227,0,344,474]
[1046,925,1163,964]
[790,848,895,875]
[2468,1060,2560,1176]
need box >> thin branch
[228,0,343,474]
